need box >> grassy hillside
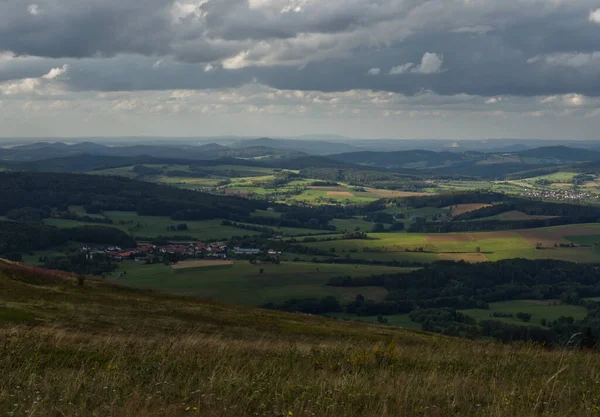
[2,260,600,416]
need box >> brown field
[437,253,488,262]
[518,230,569,247]
[327,191,354,197]
[444,203,492,216]
[475,231,519,239]
[171,260,233,270]
[426,234,473,243]
[551,183,573,187]
[365,188,430,198]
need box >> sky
[1,0,600,140]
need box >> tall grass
[1,260,600,416]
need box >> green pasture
[461,300,588,327]
[113,261,414,306]
[523,172,578,184]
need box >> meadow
[461,300,588,327]
[3,260,600,416]
[113,261,414,305]
[303,224,600,263]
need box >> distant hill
[231,137,362,154]
[516,146,600,162]
[0,154,270,173]
[274,155,359,170]
[0,141,304,162]
[330,149,475,167]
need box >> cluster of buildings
[82,241,281,262]
[521,188,600,201]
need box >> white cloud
[485,97,503,104]
[27,4,41,16]
[204,63,215,72]
[0,78,41,95]
[222,51,250,69]
[152,59,165,69]
[42,65,69,80]
[0,65,69,96]
[170,0,209,22]
[389,53,444,75]
[590,8,600,24]
[417,53,444,74]
[389,63,414,75]
[367,67,380,75]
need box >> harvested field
[444,203,492,216]
[425,234,473,243]
[437,253,488,263]
[171,260,233,270]
[326,191,353,197]
[551,183,573,187]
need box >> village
[521,187,600,202]
[81,241,282,263]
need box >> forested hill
[517,146,600,161]
[0,154,269,173]
[330,149,474,167]
[0,172,266,220]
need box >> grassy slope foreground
[2,261,600,416]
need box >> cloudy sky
[2,0,600,139]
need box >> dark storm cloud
[1,0,600,97]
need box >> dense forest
[0,172,265,221]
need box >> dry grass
[171,260,233,270]
[2,260,600,416]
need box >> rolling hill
[1,259,600,416]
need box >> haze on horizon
[2,0,600,140]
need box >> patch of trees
[40,253,118,276]
[407,217,585,233]
[398,192,508,210]
[454,200,600,222]
[54,210,114,225]
[221,220,276,236]
[132,165,162,176]
[166,224,189,232]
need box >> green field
[462,300,588,326]
[114,261,414,306]
[45,211,334,239]
[303,227,600,263]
